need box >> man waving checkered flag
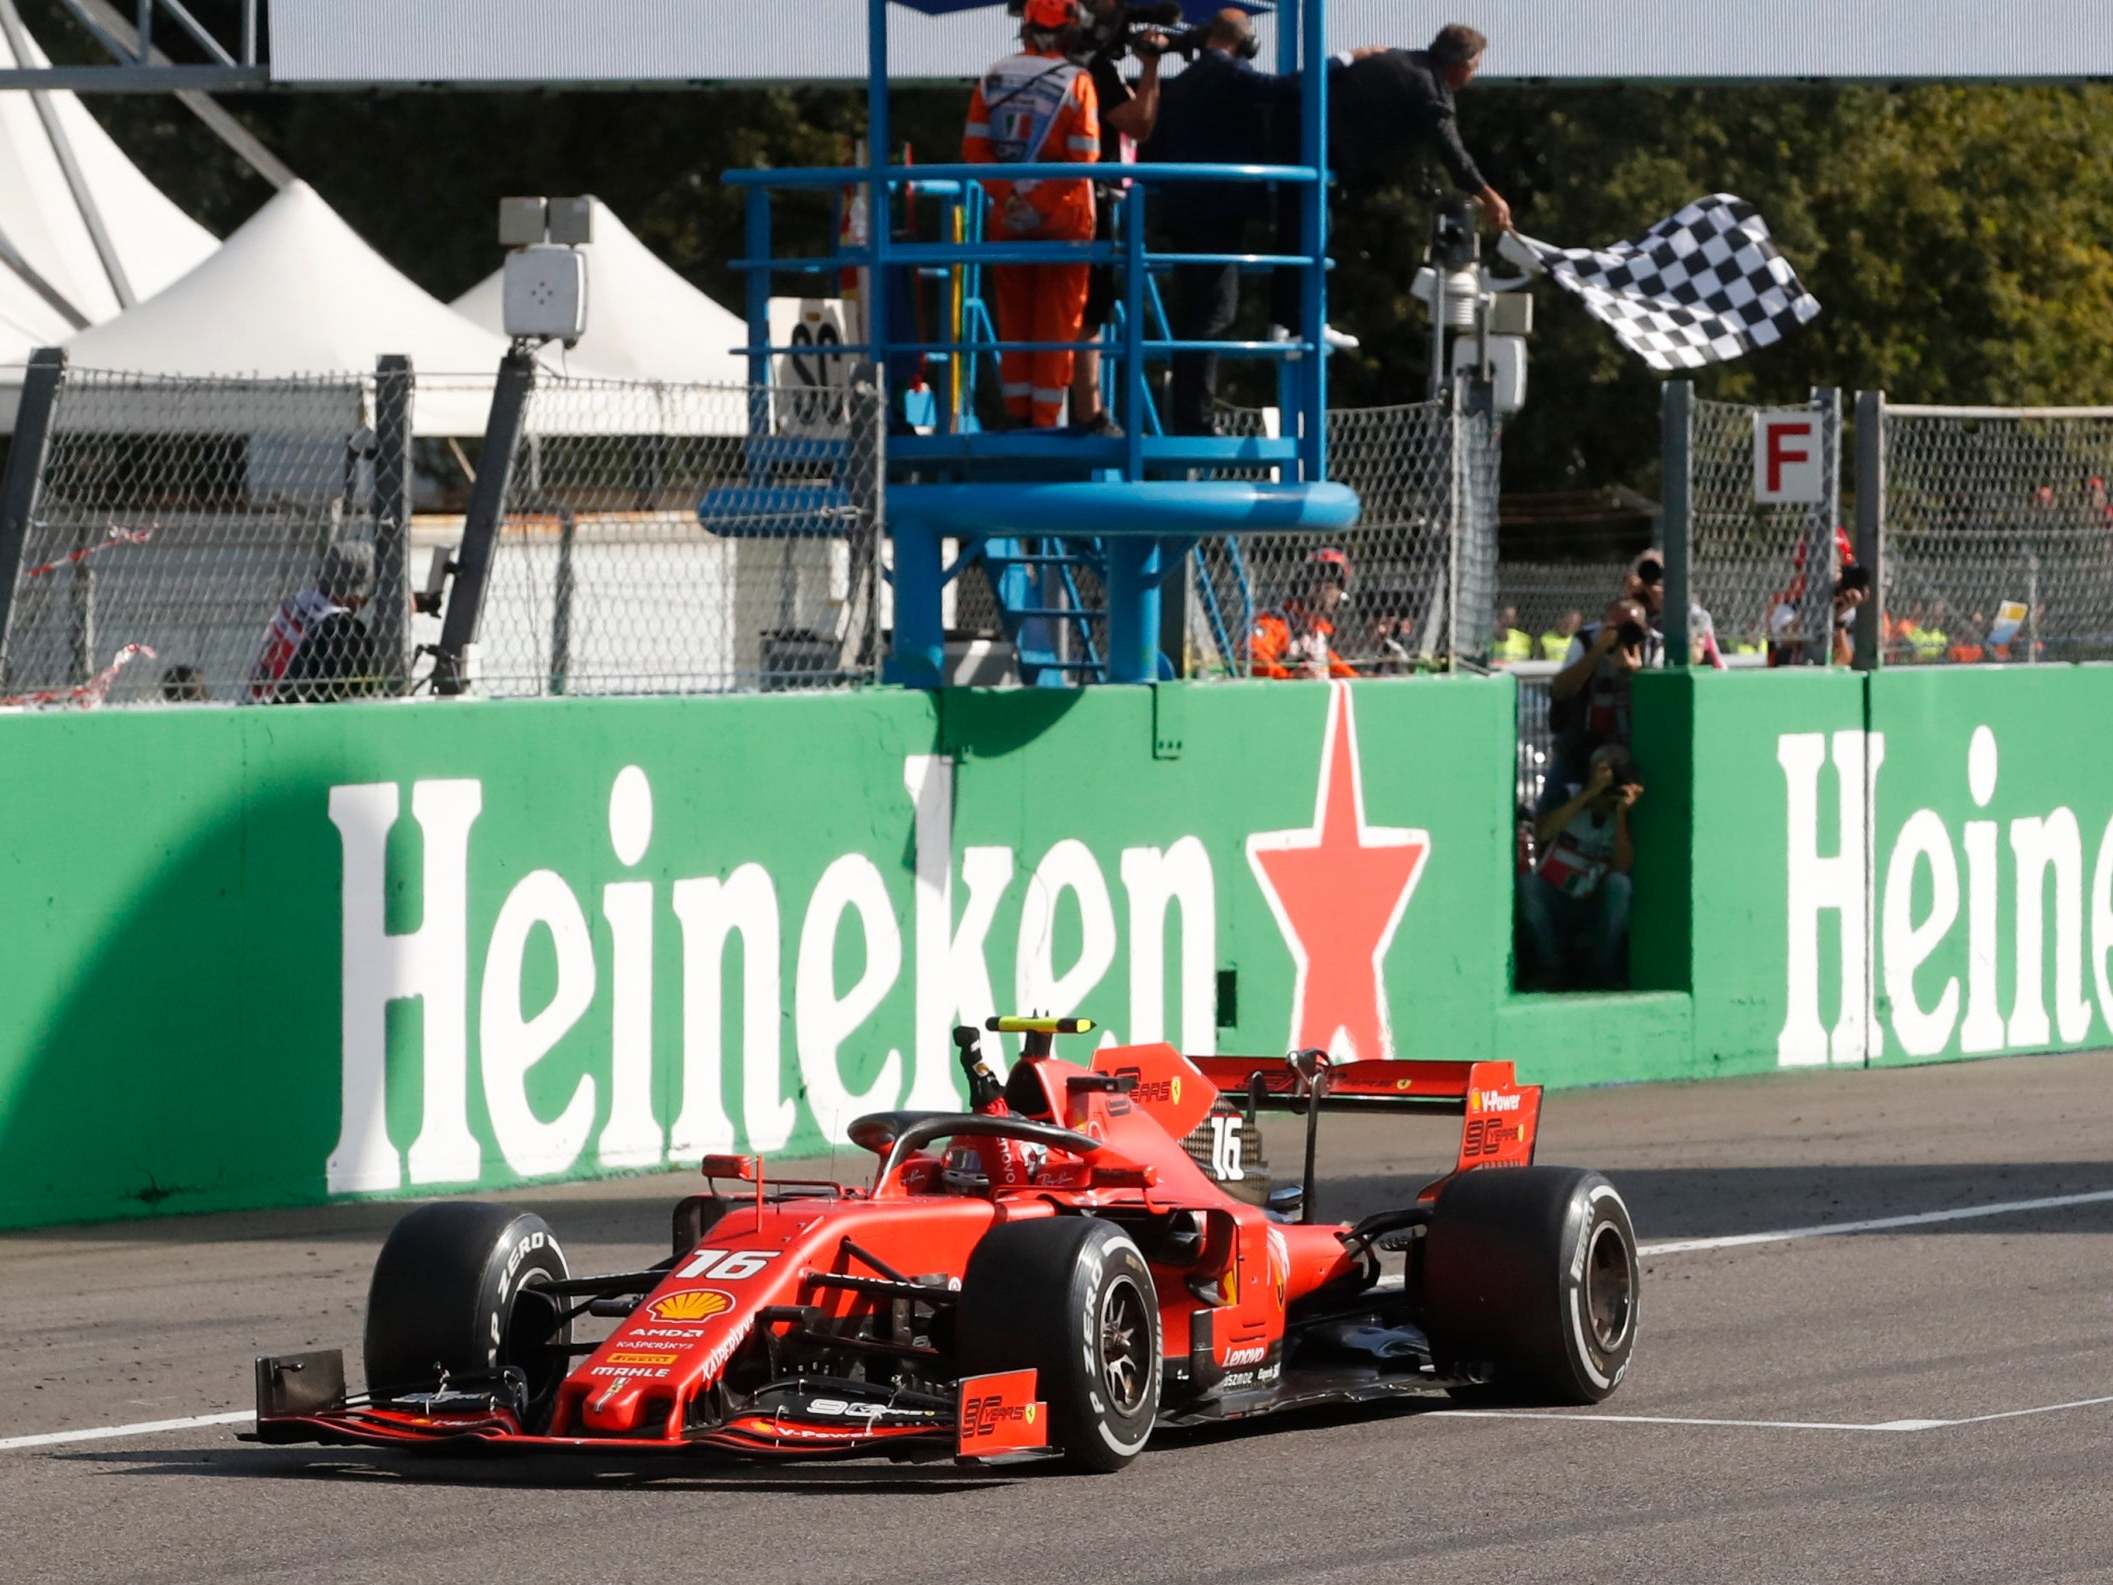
[1498,194,1820,371]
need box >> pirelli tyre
[1420,1166,1638,1405]
[362,1201,572,1426]
[959,1216,1161,1473]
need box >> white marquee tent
[453,198,750,387]
[61,180,518,435]
[0,17,219,365]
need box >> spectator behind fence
[1494,604,1532,664]
[247,540,383,705]
[159,664,208,703]
[1538,608,1581,661]
[1253,546,1356,678]
[1517,742,1640,990]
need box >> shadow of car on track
[53,1444,1025,1496]
[1324,1162,2113,1244]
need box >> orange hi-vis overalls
[964,48,1099,427]
[1252,607,1358,678]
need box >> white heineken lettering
[481,869,599,1176]
[1801,724,2113,1064]
[330,756,1234,1190]
[671,864,787,1155]
[599,766,663,1170]
[1881,808,1961,1058]
[1119,837,1218,1055]
[2008,808,2091,1047]
[905,754,1014,1109]
[1958,726,2004,1054]
[1777,730,1884,1067]
[327,779,483,1193]
[2094,817,2113,1032]
[796,853,904,1130]
[1015,838,1118,1050]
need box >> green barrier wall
[7,666,2109,1230]
[1633,664,2113,1075]
[0,679,1517,1228]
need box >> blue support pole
[744,186,771,453]
[886,516,946,688]
[1273,0,1300,437]
[1298,0,1328,482]
[865,0,891,386]
[1122,185,1146,480]
[1104,537,1162,685]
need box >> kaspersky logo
[1247,683,1430,1062]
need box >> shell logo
[648,1289,734,1322]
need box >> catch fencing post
[1853,389,1884,671]
[0,347,66,689]
[435,346,535,696]
[1810,386,1843,659]
[1662,378,1693,664]
[370,354,414,692]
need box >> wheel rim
[1583,1219,1635,1354]
[1098,1275,1151,1417]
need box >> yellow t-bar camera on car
[987,1014,1096,1058]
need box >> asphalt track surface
[9,1050,2113,1585]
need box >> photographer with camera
[1518,742,1642,990]
[1064,0,1170,431]
[1544,587,1657,814]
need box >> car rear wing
[1192,1053,1541,1176]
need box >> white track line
[0,1409,251,1453]
[1433,1396,2113,1435]
[1431,1410,1949,1432]
[12,1188,2113,1456]
[1637,1187,2113,1257]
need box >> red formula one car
[251,1017,1638,1472]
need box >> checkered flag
[1499,194,1820,371]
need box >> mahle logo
[1778,724,2113,1066]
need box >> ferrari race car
[251,1017,1638,1472]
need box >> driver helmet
[940,1144,990,1196]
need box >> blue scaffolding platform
[718,0,1356,686]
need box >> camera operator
[1147,8,1296,434]
[1065,0,1170,431]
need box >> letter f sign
[1755,412,1822,504]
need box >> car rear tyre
[959,1216,1160,1473]
[1420,1167,1638,1405]
[363,1201,572,1427]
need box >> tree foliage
[20,0,2113,498]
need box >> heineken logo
[1779,723,2113,1066]
[324,688,1428,1194]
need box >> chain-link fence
[1190,395,1499,677]
[1878,405,2113,664]
[468,373,883,696]
[0,364,406,707]
[1685,389,1843,662]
